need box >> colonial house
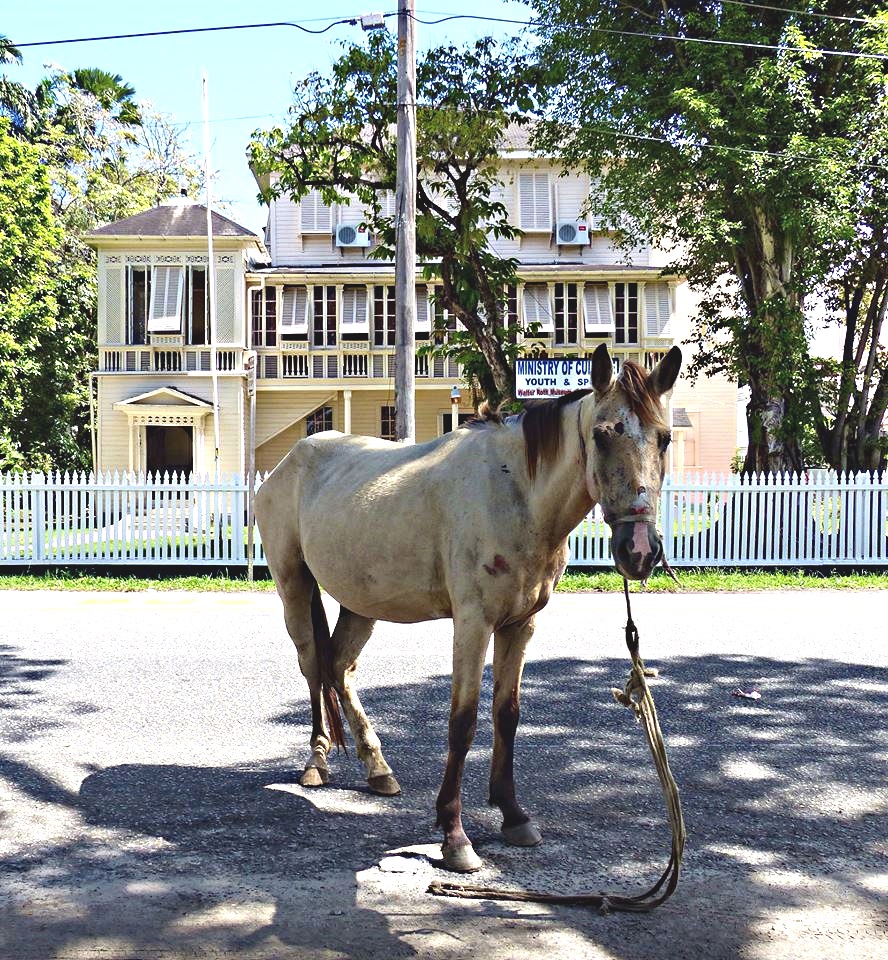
[85,151,737,478]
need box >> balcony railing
[99,347,242,374]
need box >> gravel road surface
[0,589,886,959]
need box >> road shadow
[0,649,886,958]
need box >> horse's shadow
[2,652,887,958]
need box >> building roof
[86,198,258,240]
[673,407,693,429]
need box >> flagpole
[202,71,221,478]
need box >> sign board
[515,358,595,399]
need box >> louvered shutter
[415,284,431,333]
[583,284,614,333]
[523,284,554,332]
[377,190,396,218]
[644,283,672,336]
[214,269,236,343]
[100,265,124,344]
[148,266,184,332]
[518,172,551,230]
[341,285,369,334]
[281,285,309,332]
[301,190,332,233]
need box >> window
[374,285,396,347]
[185,267,207,345]
[281,285,309,335]
[583,283,614,334]
[251,288,277,347]
[313,285,337,346]
[522,284,554,334]
[301,190,332,233]
[432,290,456,345]
[518,172,551,230]
[554,282,579,345]
[644,282,672,337]
[126,266,150,344]
[148,265,184,333]
[306,405,333,436]
[341,285,370,339]
[415,284,431,339]
[614,282,639,345]
[380,405,396,441]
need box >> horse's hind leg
[278,564,333,787]
[331,609,400,796]
[489,616,542,847]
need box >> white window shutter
[376,190,396,218]
[415,284,431,333]
[519,172,551,230]
[148,266,184,332]
[583,284,614,333]
[523,284,554,332]
[301,190,332,233]
[644,282,672,336]
[341,285,369,333]
[281,285,309,332]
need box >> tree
[1,44,201,469]
[530,0,888,472]
[0,117,61,470]
[249,33,545,406]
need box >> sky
[3,1,529,234]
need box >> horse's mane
[520,361,666,481]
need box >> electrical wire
[14,18,362,49]
[401,11,888,62]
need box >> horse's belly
[301,527,451,624]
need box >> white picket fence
[1,470,887,568]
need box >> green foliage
[530,0,888,470]
[0,49,201,470]
[250,34,547,404]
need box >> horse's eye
[593,428,608,451]
[658,431,672,453]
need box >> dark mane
[521,390,593,481]
[619,361,668,428]
[520,362,665,481]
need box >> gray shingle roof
[87,201,257,239]
[673,407,693,429]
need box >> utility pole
[395,0,416,442]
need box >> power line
[717,1,879,25]
[13,17,362,49]
[403,11,888,62]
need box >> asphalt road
[0,588,886,960]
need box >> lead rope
[428,579,686,914]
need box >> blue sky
[4,2,529,234]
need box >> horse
[255,342,681,872]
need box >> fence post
[31,473,46,563]
[661,474,674,565]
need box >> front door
[146,425,194,476]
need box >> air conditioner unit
[555,221,590,245]
[335,223,372,248]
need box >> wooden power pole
[395,0,416,442]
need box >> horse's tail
[308,575,347,753]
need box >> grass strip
[0,568,887,593]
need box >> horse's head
[584,344,682,581]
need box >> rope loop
[428,578,686,913]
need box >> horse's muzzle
[611,522,663,581]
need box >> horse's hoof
[367,774,401,796]
[300,765,329,788]
[442,843,483,873]
[501,820,542,847]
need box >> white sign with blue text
[515,358,594,399]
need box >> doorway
[146,425,194,476]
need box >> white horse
[255,343,681,872]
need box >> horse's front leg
[435,613,491,873]
[489,616,542,847]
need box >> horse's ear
[648,346,682,396]
[591,343,612,395]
